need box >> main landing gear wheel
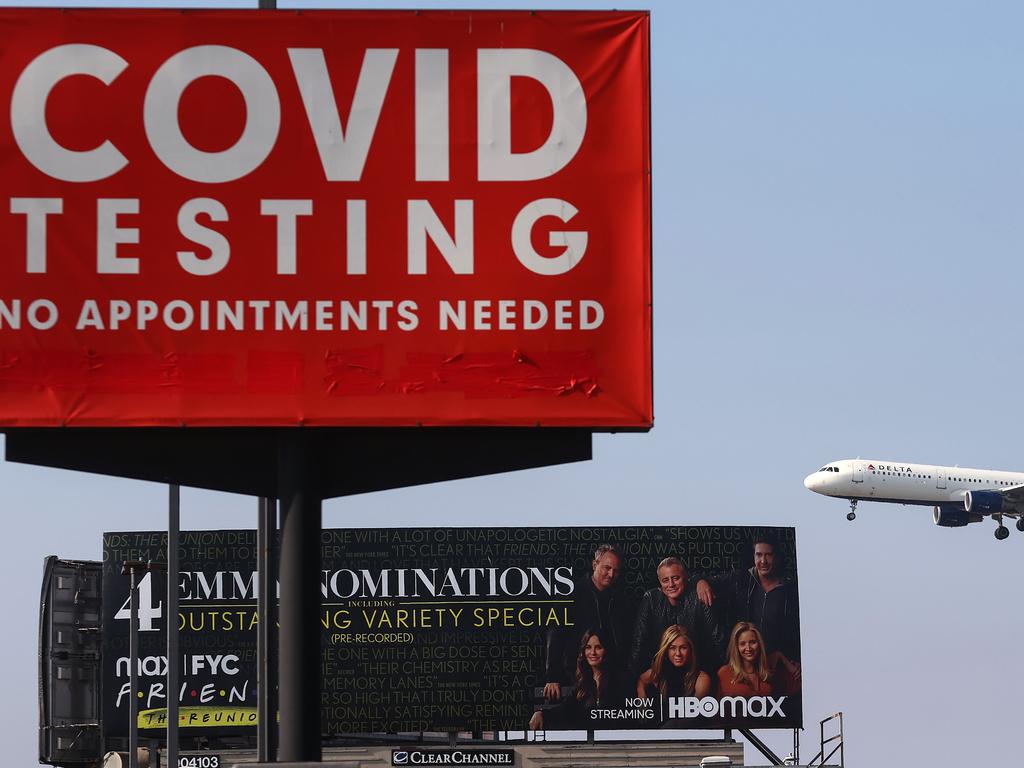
[847,500,857,521]
[995,526,1010,541]
[1017,518,1024,533]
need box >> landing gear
[1017,517,1024,533]
[847,500,857,521]
[995,526,1010,540]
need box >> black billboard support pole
[121,560,165,768]
[277,430,321,762]
[126,564,139,768]
[167,485,180,768]
[257,496,278,763]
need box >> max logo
[668,696,786,718]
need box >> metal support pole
[123,560,166,768]
[127,566,139,768]
[739,728,785,766]
[167,485,180,768]
[257,496,278,763]
[277,431,321,762]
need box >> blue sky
[3,1,1023,766]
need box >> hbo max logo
[668,696,786,718]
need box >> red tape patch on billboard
[0,9,651,427]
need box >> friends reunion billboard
[102,526,801,736]
[0,9,651,428]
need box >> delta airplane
[804,459,1024,540]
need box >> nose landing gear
[847,500,857,521]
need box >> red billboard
[0,9,651,428]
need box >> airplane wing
[961,485,1024,519]
[947,483,1024,539]
[997,485,1024,517]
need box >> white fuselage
[803,459,1024,506]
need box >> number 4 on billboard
[114,571,164,632]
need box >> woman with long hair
[717,621,773,696]
[637,624,711,698]
[529,629,625,730]
[572,629,614,706]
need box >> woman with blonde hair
[717,621,773,696]
[637,624,711,698]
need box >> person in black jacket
[543,544,635,702]
[628,557,725,681]
[695,535,801,667]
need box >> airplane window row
[823,466,1018,485]
[868,470,1018,485]
[871,471,931,478]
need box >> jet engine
[932,505,983,527]
[964,490,1004,514]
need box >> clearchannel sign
[0,8,651,428]
[391,750,514,765]
[102,525,801,739]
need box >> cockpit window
[819,467,828,472]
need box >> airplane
[804,459,1024,540]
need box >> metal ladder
[806,712,844,767]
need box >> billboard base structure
[210,739,745,767]
[4,427,592,499]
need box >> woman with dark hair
[717,621,774,696]
[637,624,712,699]
[529,629,626,730]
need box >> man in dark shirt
[543,543,635,701]
[628,556,725,678]
[696,535,800,664]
